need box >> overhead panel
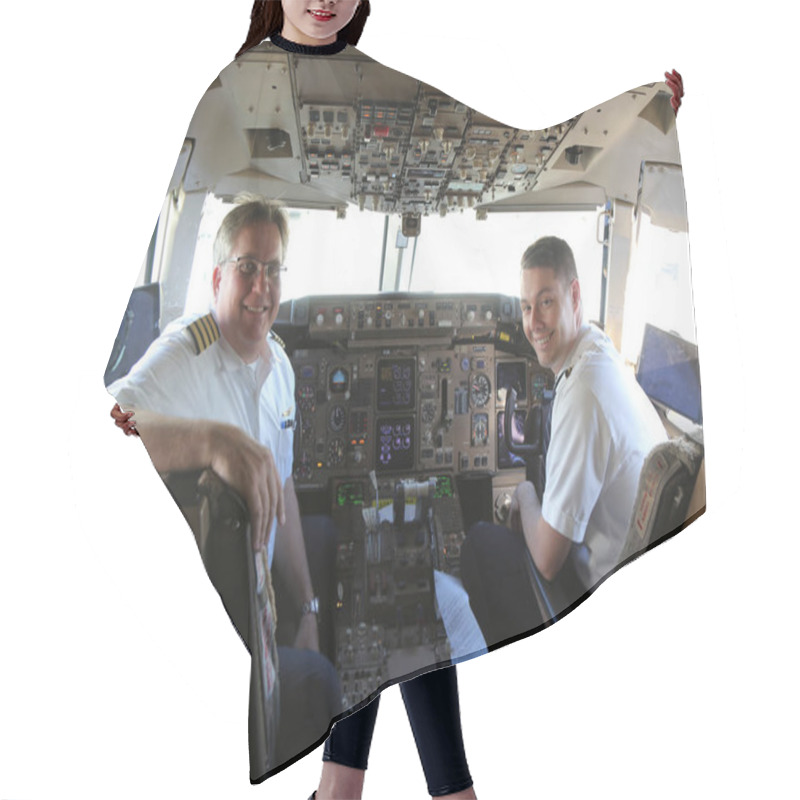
[205,45,680,214]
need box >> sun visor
[636,162,688,232]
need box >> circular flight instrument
[297,384,316,414]
[469,373,491,408]
[327,438,345,467]
[471,413,489,447]
[329,404,346,432]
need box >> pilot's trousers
[322,665,473,797]
[273,514,341,765]
[460,522,544,647]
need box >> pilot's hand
[665,69,684,114]
[293,612,320,652]
[206,424,287,553]
[111,403,139,436]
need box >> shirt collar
[209,309,274,383]
[554,324,596,391]
[558,324,591,374]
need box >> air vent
[247,128,293,159]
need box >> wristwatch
[300,596,319,617]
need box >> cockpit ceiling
[182,44,681,215]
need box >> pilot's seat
[532,433,704,624]
[618,435,704,563]
[103,283,160,386]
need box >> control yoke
[504,387,543,459]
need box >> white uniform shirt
[109,311,296,569]
[542,324,667,587]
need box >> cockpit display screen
[376,416,415,472]
[329,366,349,394]
[496,361,526,401]
[376,358,416,411]
[636,324,702,425]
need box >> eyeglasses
[225,256,287,283]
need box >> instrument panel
[279,293,554,489]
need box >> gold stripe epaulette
[270,331,287,351]
[186,313,221,355]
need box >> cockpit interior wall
[106,39,702,782]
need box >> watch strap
[300,596,319,616]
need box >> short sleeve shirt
[542,324,667,587]
[109,311,296,569]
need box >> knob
[495,492,512,523]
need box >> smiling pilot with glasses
[109,196,341,768]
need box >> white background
[1,1,797,798]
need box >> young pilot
[110,198,341,767]
[460,237,668,645]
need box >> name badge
[280,407,296,430]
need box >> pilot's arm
[511,481,572,581]
[512,374,609,581]
[273,476,320,653]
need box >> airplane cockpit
[105,42,704,714]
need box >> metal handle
[504,387,539,458]
[596,206,613,245]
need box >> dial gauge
[329,405,346,432]
[471,413,489,447]
[469,373,491,408]
[297,384,316,414]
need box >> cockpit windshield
[182,195,605,323]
